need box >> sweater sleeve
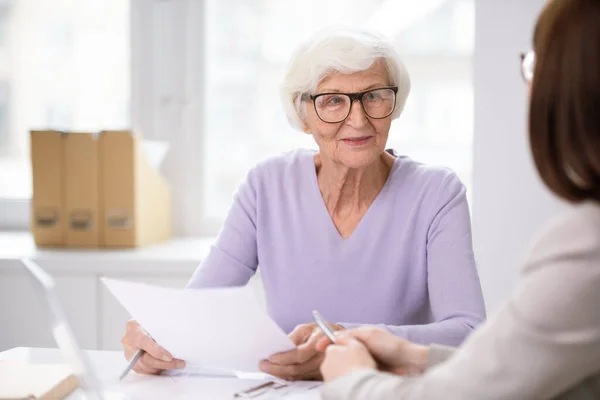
[186,167,260,289]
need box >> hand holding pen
[120,320,186,379]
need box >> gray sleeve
[426,344,457,369]
[321,369,418,400]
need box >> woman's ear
[298,103,312,134]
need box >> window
[1,0,474,235]
[204,0,474,220]
[0,0,129,202]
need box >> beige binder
[63,132,101,247]
[30,130,66,247]
[99,130,171,247]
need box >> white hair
[280,28,411,132]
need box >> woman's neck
[315,152,395,215]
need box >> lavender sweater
[187,149,486,346]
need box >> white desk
[0,347,322,399]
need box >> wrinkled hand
[317,327,429,377]
[121,320,186,375]
[259,322,343,381]
[320,335,377,382]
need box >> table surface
[0,347,322,400]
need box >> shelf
[0,232,214,274]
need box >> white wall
[472,0,570,313]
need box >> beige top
[322,202,600,400]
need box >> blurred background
[0,0,566,352]
[0,0,474,221]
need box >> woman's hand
[317,327,429,378]
[320,335,377,382]
[121,320,186,375]
[259,322,344,381]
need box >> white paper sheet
[101,278,294,373]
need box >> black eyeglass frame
[302,86,399,123]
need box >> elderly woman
[318,0,600,398]
[121,28,485,380]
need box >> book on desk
[0,362,79,400]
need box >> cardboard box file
[64,132,101,247]
[30,130,66,247]
[30,130,171,248]
[99,130,171,247]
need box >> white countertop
[0,347,321,400]
[0,231,215,274]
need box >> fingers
[268,345,317,366]
[320,344,346,382]
[122,320,184,374]
[125,319,139,333]
[332,329,423,375]
[294,329,325,363]
[315,325,361,352]
[259,352,324,381]
[338,326,382,343]
[138,333,172,362]
[324,343,342,357]
[288,323,316,345]
[277,322,345,360]
[337,327,398,354]
[320,342,372,382]
[270,328,323,365]
[133,358,161,375]
[124,343,185,375]
[329,334,360,347]
[123,325,173,362]
[315,335,332,352]
[137,353,186,371]
[121,321,138,353]
[123,345,137,362]
[122,320,172,362]
[124,344,159,375]
[260,329,328,380]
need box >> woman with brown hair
[317,0,600,398]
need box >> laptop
[21,258,129,400]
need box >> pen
[312,310,337,343]
[119,348,144,381]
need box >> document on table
[120,373,321,400]
[101,278,295,373]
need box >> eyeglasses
[303,87,398,124]
[520,51,535,83]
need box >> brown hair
[529,0,600,202]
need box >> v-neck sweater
[187,149,486,346]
